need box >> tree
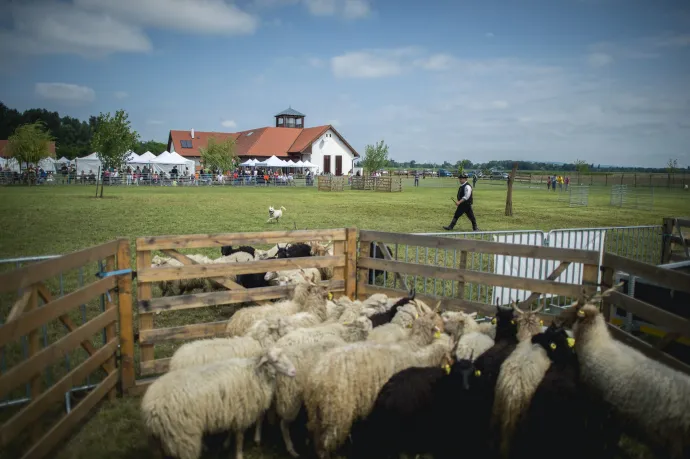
[574,159,589,185]
[5,121,54,179]
[456,159,470,176]
[361,140,389,175]
[91,109,139,197]
[666,158,678,188]
[200,137,237,173]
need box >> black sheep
[508,324,621,459]
[367,242,393,285]
[368,287,416,327]
[220,245,256,258]
[276,243,312,259]
[235,273,269,289]
[348,351,491,459]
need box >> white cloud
[343,0,371,19]
[413,53,455,71]
[74,0,259,35]
[587,52,613,67]
[147,119,164,125]
[331,47,449,78]
[307,57,326,68]
[35,83,96,104]
[253,0,370,19]
[0,2,152,57]
[114,91,129,99]
[221,119,238,128]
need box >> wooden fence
[133,228,357,382]
[374,176,403,192]
[0,239,133,459]
[662,217,690,263]
[350,176,374,190]
[317,176,345,192]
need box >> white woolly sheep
[573,303,690,459]
[366,302,425,344]
[214,251,255,264]
[142,347,296,459]
[274,338,347,458]
[151,254,217,296]
[304,313,451,458]
[450,311,496,362]
[265,268,322,286]
[275,316,372,348]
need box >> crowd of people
[546,174,569,191]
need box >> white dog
[267,206,286,223]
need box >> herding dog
[267,206,286,223]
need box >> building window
[180,140,192,148]
[296,118,302,125]
[278,118,284,125]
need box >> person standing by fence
[547,176,551,190]
[414,170,419,187]
[443,173,479,231]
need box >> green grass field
[0,183,685,459]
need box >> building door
[324,155,331,174]
[335,155,342,176]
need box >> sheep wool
[275,316,372,348]
[573,304,690,459]
[304,314,451,457]
[450,312,496,362]
[142,347,296,459]
[275,338,346,458]
[366,303,424,344]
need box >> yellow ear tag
[510,320,515,325]
[415,313,419,319]
[474,369,481,377]
[577,309,585,318]
[567,337,575,348]
[443,364,451,375]
[342,321,351,325]
[549,342,557,350]
[540,320,544,326]
[491,318,497,325]
[327,292,333,301]
[434,331,441,339]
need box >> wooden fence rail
[134,228,357,379]
[0,238,132,459]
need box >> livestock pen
[1,226,689,459]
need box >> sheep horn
[531,300,544,314]
[434,300,442,312]
[511,298,525,315]
[408,287,416,300]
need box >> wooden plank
[661,218,675,264]
[356,240,371,301]
[360,284,555,324]
[26,286,40,442]
[6,290,32,323]
[0,240,120,294]
[0,308,117,400]
[676,217,690,228]
[344,228,358,299]
[117,239,136,393]
[140,280,345,313]
[332,239,346,300]
[161,249,245,291]
[601,266,614,322]
[137,250,154,373]
[0,277,116,348]
[607,324,690,376]
[34,283,114,376]
[603,252,690,294]
[655,332,681,351]
[607,291,690,336]
[581,263,600,297]
[20,370,119,459]
[104,255,117,400]
[137,255,346,283]
[516,262,571,309]
[359,230,600,264]
[127,377,156,396]
[375,242,409,292]
[138,320,228,345]
[136,228,348,251]
[457,251,468,299]
[139,358,171,376]
[0,339,118,447]
[358,257,585,298]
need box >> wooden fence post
[457,251,468,299]
[661,217,675,264]
[601,266,614,322]
[104,254,117,400]
[27,284,41,441]
[344,228,358,299]
[117,239,136,393]
[332,234,346,300]
[357,240,371,300]
[137,247,153,383]
[582,262,599,301]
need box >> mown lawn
[0,182,684,459]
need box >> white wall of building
[305,129,357,176]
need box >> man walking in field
[443,173,479,231]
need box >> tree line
[0,102,166,159]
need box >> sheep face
[493,305,518,339]
[410,313,444,345]
[531,323,575,362]
[264,271,279,282]
[452,358,479,390]
[572,303,602,338]
[258,347,296,378]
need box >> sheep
[308,241,335,280]
[214,251,255,264]
[573,303,690,459]
[368,287,416,327]
[507,323,619,459]
[151,254,216,296]
[265,268,322,286]
[366,301,429,344]
[304,312,451,458]
[274,338,347,458]
[141,347,296,459]
[275,316,372,348]
[220,245,256,258]
[169,317,283,371]
[225,273,328,336]
[349,348,491,459]
[277,243,312,259]
[449,311,496,361]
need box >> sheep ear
[257,355,269,367]
[468,312,477,318]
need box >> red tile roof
[168,125,359,159]
[0,140,56,158]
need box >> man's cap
[459,173,469,178]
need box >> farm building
[167,107,360,175]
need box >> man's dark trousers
[445,202,477,231]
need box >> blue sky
[1,0,689,168]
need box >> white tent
[301,160,317,169]
[124,151,140,163]
[39,157,57,173]
[150,151,194,175]
[56,156,71,164]
[168,151,195,173]
[74,152,103,175]
[265,155,286,168]
[240,158,256,166]
[139,151,156,161]
[294,160,304,167]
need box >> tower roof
[275,106,305,117]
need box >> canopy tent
[294,160,305,167]
[124,151,140,163]
[1,156,57,173]
[149,151,195,175]
[139,151,156,161]
[239,158,257,166]
[56,156,71,164]
[74,152,102,175]
[39,157,57,173]
[264,155,286,168]
[301,160,317,169]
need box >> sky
[0,0,689,168]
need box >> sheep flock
[141,245,690,459]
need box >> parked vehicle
[438,168,453,177]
